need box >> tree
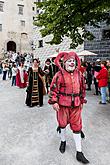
[34,0,110,48]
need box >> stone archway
[7,41,16,52]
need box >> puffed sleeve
[48,71,62,104]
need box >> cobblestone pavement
[0,76,110,165]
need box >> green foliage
[34,0,110,48]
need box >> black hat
[46,58,51,63]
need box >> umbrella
[77,50,97,56]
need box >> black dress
[25,67,45,107]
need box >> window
[0,24,2,31]
[33,16,37,21]
[102,29,110,39]
[36,9,39,14]
[0,1,4,12]
[18,4,24,15]
[21,20,25,26]
[21,33,28,39]
[38,40,43,47]
[32,7,35,11]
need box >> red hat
[54,51,81,70]
[63,51,76,62]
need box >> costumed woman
[48,51,89,164]
[25,58,46,107]
[16,62,28,88]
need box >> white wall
[0,0,35,58]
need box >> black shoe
[81,131,85,139]
[39,104,43,107]
[29,105,33,108]
[76,152,89,164]
[59,141,66,153]
[56,126,61,133]
[99,101,106,104]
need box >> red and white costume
[48,52,89,163]
[48,51,86,132]
[16,66,28,88]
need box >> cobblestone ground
[0,75,110,165]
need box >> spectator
[86,62,92,91]
[11,63,17,86]
[44,58,53,94]
[2,62,8,80]
[96,61,108,104]
[107,60,110,103]
[0,61,2,74]
[16,62,28,88]
[93,59,101,95]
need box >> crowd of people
[0,51,59,107]
[80,59,110,104]
[0,51,110,107]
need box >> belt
[59,92,81,97]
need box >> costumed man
[48,52,89,164]
[44,58,53,94]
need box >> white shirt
[12,67,17,76]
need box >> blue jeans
[12,76,16,86]
[2,71,7,80]
[100,87,107,103]
[0,68,2,74]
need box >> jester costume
[48,52,89,164]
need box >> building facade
[0,0,36,58]
[84,22,110,61]
[33,27,83,65]
[33,22,110,64]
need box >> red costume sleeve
[48,71,62,104]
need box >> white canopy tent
[77,50,97,56]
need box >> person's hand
[44,69,49,74]
[83,99,87,104]
[81,98,87,104]
[81,104,83,109]
[52,103,60,111]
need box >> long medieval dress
[16,66,28,88]
[25,67,45,107]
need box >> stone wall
[84,23,110,61]
[0,0,35,59]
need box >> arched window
[7,41,16,52]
